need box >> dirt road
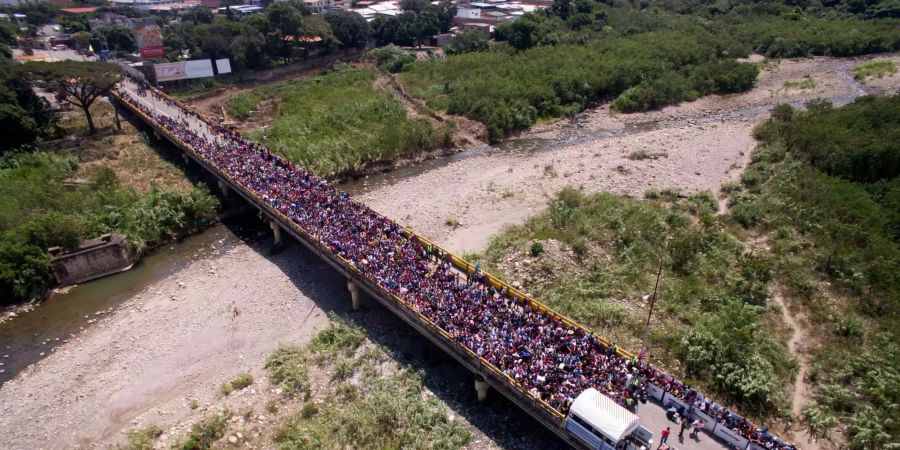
[0,54,895,448]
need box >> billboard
[215,58,232,75]
[135,23,164,59]
[154,60,215,82]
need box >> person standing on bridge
[678,416,689,439]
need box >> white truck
[566,389,654,450]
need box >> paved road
[118,80,735,450]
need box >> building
[107,0,171,12]
[89,12,134,30]
[0,13,27,28]
[453,0,537,25]
[303,0,334,14]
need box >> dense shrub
[367,45,416,73]
[773,96,899,182]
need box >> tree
[89,26,136,53]
[400,0,430,13]
[22,61,121,135]
[300,15,339,53]
[184,5,214,24]
[429,0,457,33]
[267,1,307,61]
[324,10,370,49]
[445,30,489,55]
[60,13,91,33]
[371,16,404,46]
[0,22,16,59]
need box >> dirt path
[771,291,826,450]
[374,73,487,149]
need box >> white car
[52,45,67,51]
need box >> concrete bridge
[112,80,771,450]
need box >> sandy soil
[1,54,897,449]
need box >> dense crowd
[114,80,795,450]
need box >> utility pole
[640,238,668,361]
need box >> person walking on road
[679,418,689,439]
[690,419,704,439]
[660,427,671,446]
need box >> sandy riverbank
[0,54,896,449]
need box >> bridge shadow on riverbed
[220,212,567,450]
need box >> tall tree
[324,10,370,49]
[22,61,121,135]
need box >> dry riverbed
[0,54,896,449]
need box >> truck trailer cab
[566,388,653,450]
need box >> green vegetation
[266,345,311,399]
[269,315,470,449]
[0,151,219,304]
[400,31,760,141]
[367,45,416,73]
[628,149,667,161]
[481,188,792,415]
[480,95,899,444]
[853,59,897,84]
[396,0,897,141]
[225,67,442,176]
[175,411,228,450]
[444,217,460,228]
[122,425,163,450]
[221,372,254,395]
[782,76,816,90]
[728,96,899,447]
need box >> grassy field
[225,67,447,177]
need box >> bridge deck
[115,80,748,450]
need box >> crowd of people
[114,80,796,450]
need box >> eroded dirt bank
[0,54,896,449]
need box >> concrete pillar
[153,130,162,140]
[217,179,229,197]
[181,153,190,165]
[475,376,489,401]
[270,220,282,246]
[347,280,362,310]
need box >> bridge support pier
[217,179,229,198]
[474,376,490,401]
[270,220,282,247]
[347,280,363,310]
[181,153,190,165]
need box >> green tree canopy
[324,10,370,49]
